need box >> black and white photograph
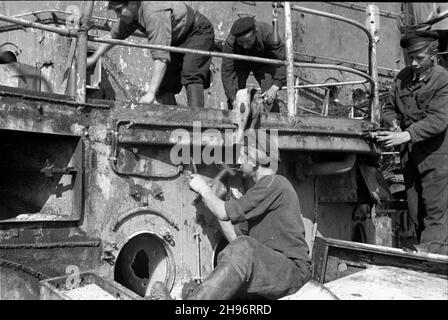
[0,0,446,309]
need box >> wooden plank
[325,266,448,300]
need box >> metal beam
[75,1,94,104]
[284,2,296,116]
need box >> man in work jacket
[87,1,214,108]
[376,30,448,255]
[221,17,287,111]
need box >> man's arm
[221,36,238,106]
[262,26,286,103]
[138,8,173,104]
[139,59,168,104]
[87,43,115,68]
[198,186,229,221]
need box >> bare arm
[200,187,229,221]
[139,59,167,104]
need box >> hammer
[192,164,236,205]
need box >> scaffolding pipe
[367,3,380,125]
[0,13,75,37]
[88,36,375,86]
[75,1,94,104]
[284,2,295,116]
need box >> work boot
[186,83,205,108]
[185,262,244,300]
[147,262,244,300]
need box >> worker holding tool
[148,130,311,300]
[374,30,448,255]
[86,1,214,108]
[221,17,287,111]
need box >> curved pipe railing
[88,36,375,86]
[284,3,379,124]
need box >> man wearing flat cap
[375,30,448,255]
[221,17,287,110]
[87,1,214,108]
[148,130,311,300]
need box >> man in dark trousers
[221,17,287,110]
[375,30,448,255]
[87,1,214,108]
[148,130,311,300]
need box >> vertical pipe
[76,1,94,104]
[367,3,380,125]
[294,76,300,114]
[283,2,295,116]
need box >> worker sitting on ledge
[147,130,311,300]
[221,17,287,112]
[87,1,215,108]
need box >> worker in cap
[87,1,215,108]
[148,128,311,300]
[376,29,448,255]
[221,17,287,111]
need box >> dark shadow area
[0,129,81,222]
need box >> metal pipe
[282,79,368,90]
[367,3,380,125]
[89,36,375,85]
[283,3,376,104]
[0,13,75,37]
[75,1,94,104]
[295,52,400,74]
[288,4,373,43]
[284,2,295,116]
[327,2,401,19]
[294,76,300,113]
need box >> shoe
[186,262,243,300]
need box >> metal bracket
[40,159,78,178]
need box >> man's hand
[374,131,411,147]
[189,174,211,195]
[261,85,280,104]
[139,91,156,104]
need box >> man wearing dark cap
[87,1,214,108]
[148,130,311,300]
[375,30,448,255]
[221,17,287,110]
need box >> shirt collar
[412,64,434,83]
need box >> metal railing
[0,1,380,124]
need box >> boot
[147,262,244,300]
[186,262,243,300]
[186,83,205,108]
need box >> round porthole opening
[114,232,174,297]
